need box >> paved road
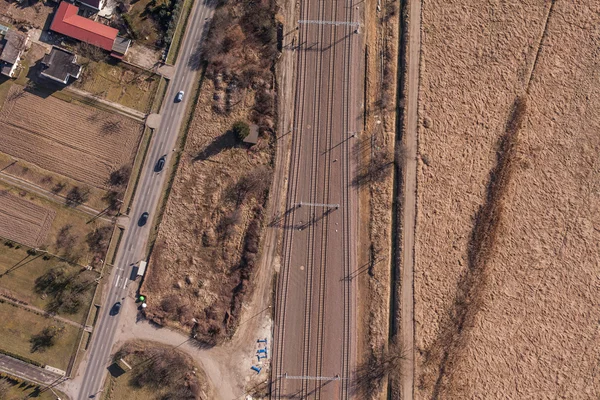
[74,1,215,398]
[400,0,422,398]
[271,0,363,398]
[0,355,64,387]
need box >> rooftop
[41,46,82,84]
[0,30,28,64]
[50,2,118,51]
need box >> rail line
[271,0,358,397]
[313,0,337,395]
[300,0,326,393]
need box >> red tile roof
[50,2,117,51]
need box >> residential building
[0,30,29,78]
[50,2,131,57]
[78,0,105,12]
[40,46,82,84]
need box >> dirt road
[270,0,364,398]
[400,0,421,398]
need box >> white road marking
[115,276,121,287]
[122,279,127,289]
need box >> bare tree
[30,325,64,352]
[351,342,405,397]
[66,186,90,206]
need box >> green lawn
[0,374,65,400]
[0,245,98,324]
[73,59,161,113]
[0,301,80,370]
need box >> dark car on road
[110,301,121,315]
[154,156,166,172]
[138,212,149,226]
[175,90,184,102]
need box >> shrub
[232,121,250,141]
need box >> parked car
[138,212,149,226]
[155,156,166,172]
[175,90,184,102]
[110,301,121,315]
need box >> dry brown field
[0,190,55,247]
[143,82,274,344]
[0,86,144,190]
[415,0,600,398]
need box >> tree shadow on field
[186,0,214,71]
[192,129,238,162]
[421,97,527,398]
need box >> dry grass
[0,86,144,190]
[356,0,399,399]
[0,300,80,371]
[103,340,211,400]
[73,59,161,113]
[416,0,600,398]
[142,81,274,344]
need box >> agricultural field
[415,0,600,398]
[0,85,144,190]
[0,191,55,248]
[0,300,80,371]
[0,180,113,266]
[142,81,274,344]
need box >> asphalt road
[271,0,363,398]
[0,355,64,387]
[75,1,215,398]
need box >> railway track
[272,0,360,397]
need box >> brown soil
[416,0,600,398]
[0,86,144,190]
[143,81,274,345]
[0,0,55,30]
[0,190,55,247]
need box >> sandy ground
[416,0,600,398]
[124,43,162,71]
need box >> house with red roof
[50,2,130,57]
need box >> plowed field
[0,190,55,247]
[0,86,144,189]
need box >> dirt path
[400,0,421,398]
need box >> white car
[175,91,184,102]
